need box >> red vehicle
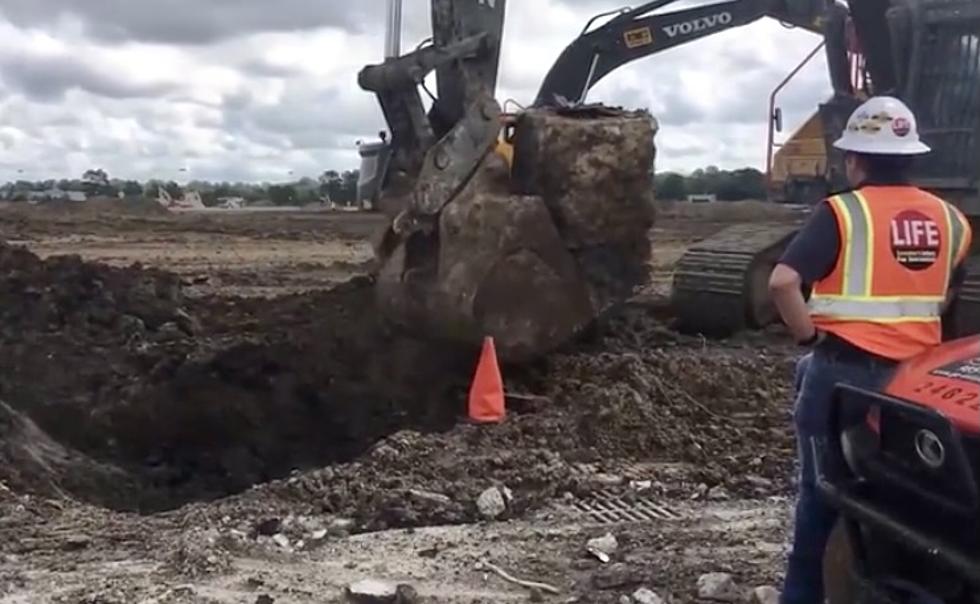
[818,336,980,602]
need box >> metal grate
[558,491,684,524]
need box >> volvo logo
[914,429,946,469]
[662,12,733,38]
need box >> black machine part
[814,384,980,597]
[358,0,507,222]
[534,0,832,107]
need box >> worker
[768,96,973,604]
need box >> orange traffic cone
[468,336,506,423]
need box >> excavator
[356,0,979,363]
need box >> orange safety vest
[809,185,972,361]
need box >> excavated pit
[0,240,800,532]
[0,241,482,513]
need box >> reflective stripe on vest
[808,297,943,320]
[808,190,944,321]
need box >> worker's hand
[797,328,825,347]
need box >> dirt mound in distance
[31,196,172,217]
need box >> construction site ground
[0,200,805,603]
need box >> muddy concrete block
[511,107,657,248]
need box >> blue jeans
[781,346,897,604]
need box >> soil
[0,202,803,603]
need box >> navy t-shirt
[778,196,967,288]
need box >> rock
[254,518,281,537]
[395,584,419,603]
[745,475,774,490]
[255,596,274,604]
[62,534,90,551]
[407,489,452,506]
[346,579,397,603]
[591,473,625,487]
[118,314,146,335]
[476,487,508,519]
[707,486,730,501]
[747,586,779,604]
[155,321,184,341]
[586,533,618,563]
[632,588,665,604]
[328,517,356,537]
[619,597,632,604]
[174,308,201,335]
[272,534,290,549]
[529,587,544,602]
[698,573,739,602]
[591,563,637,590]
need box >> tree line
[0,168,362,207]
[654,166,767,201]
[2,165,769,206]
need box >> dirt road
[0,202,802,603]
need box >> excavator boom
[535,0,828,106]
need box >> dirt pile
[175,307,797,533]
[0,242,189,335]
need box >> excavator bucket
[360,0,658,362]
[374,107,658,362]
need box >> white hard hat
[833,96,931,155]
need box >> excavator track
[670,223,801,336]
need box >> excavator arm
[358,0,507,233]
[535,0,829,106]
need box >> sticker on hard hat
[890,210,941,270]
[892,117,912,137]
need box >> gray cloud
[0,0,372,45]
[0,0,828,182]
[0,52,177,100]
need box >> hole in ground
[0,276,483,514]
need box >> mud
[0,205,803,603]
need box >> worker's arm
[770,263,818,342]
[943,265,965,312]
[769,202,841,344]
[944,213,973,312]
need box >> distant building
[686,193,717,204]
[27,188,86,203]
[217,196,245,209]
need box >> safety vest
[809,185,972,361]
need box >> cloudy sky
[0,0,831,184]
